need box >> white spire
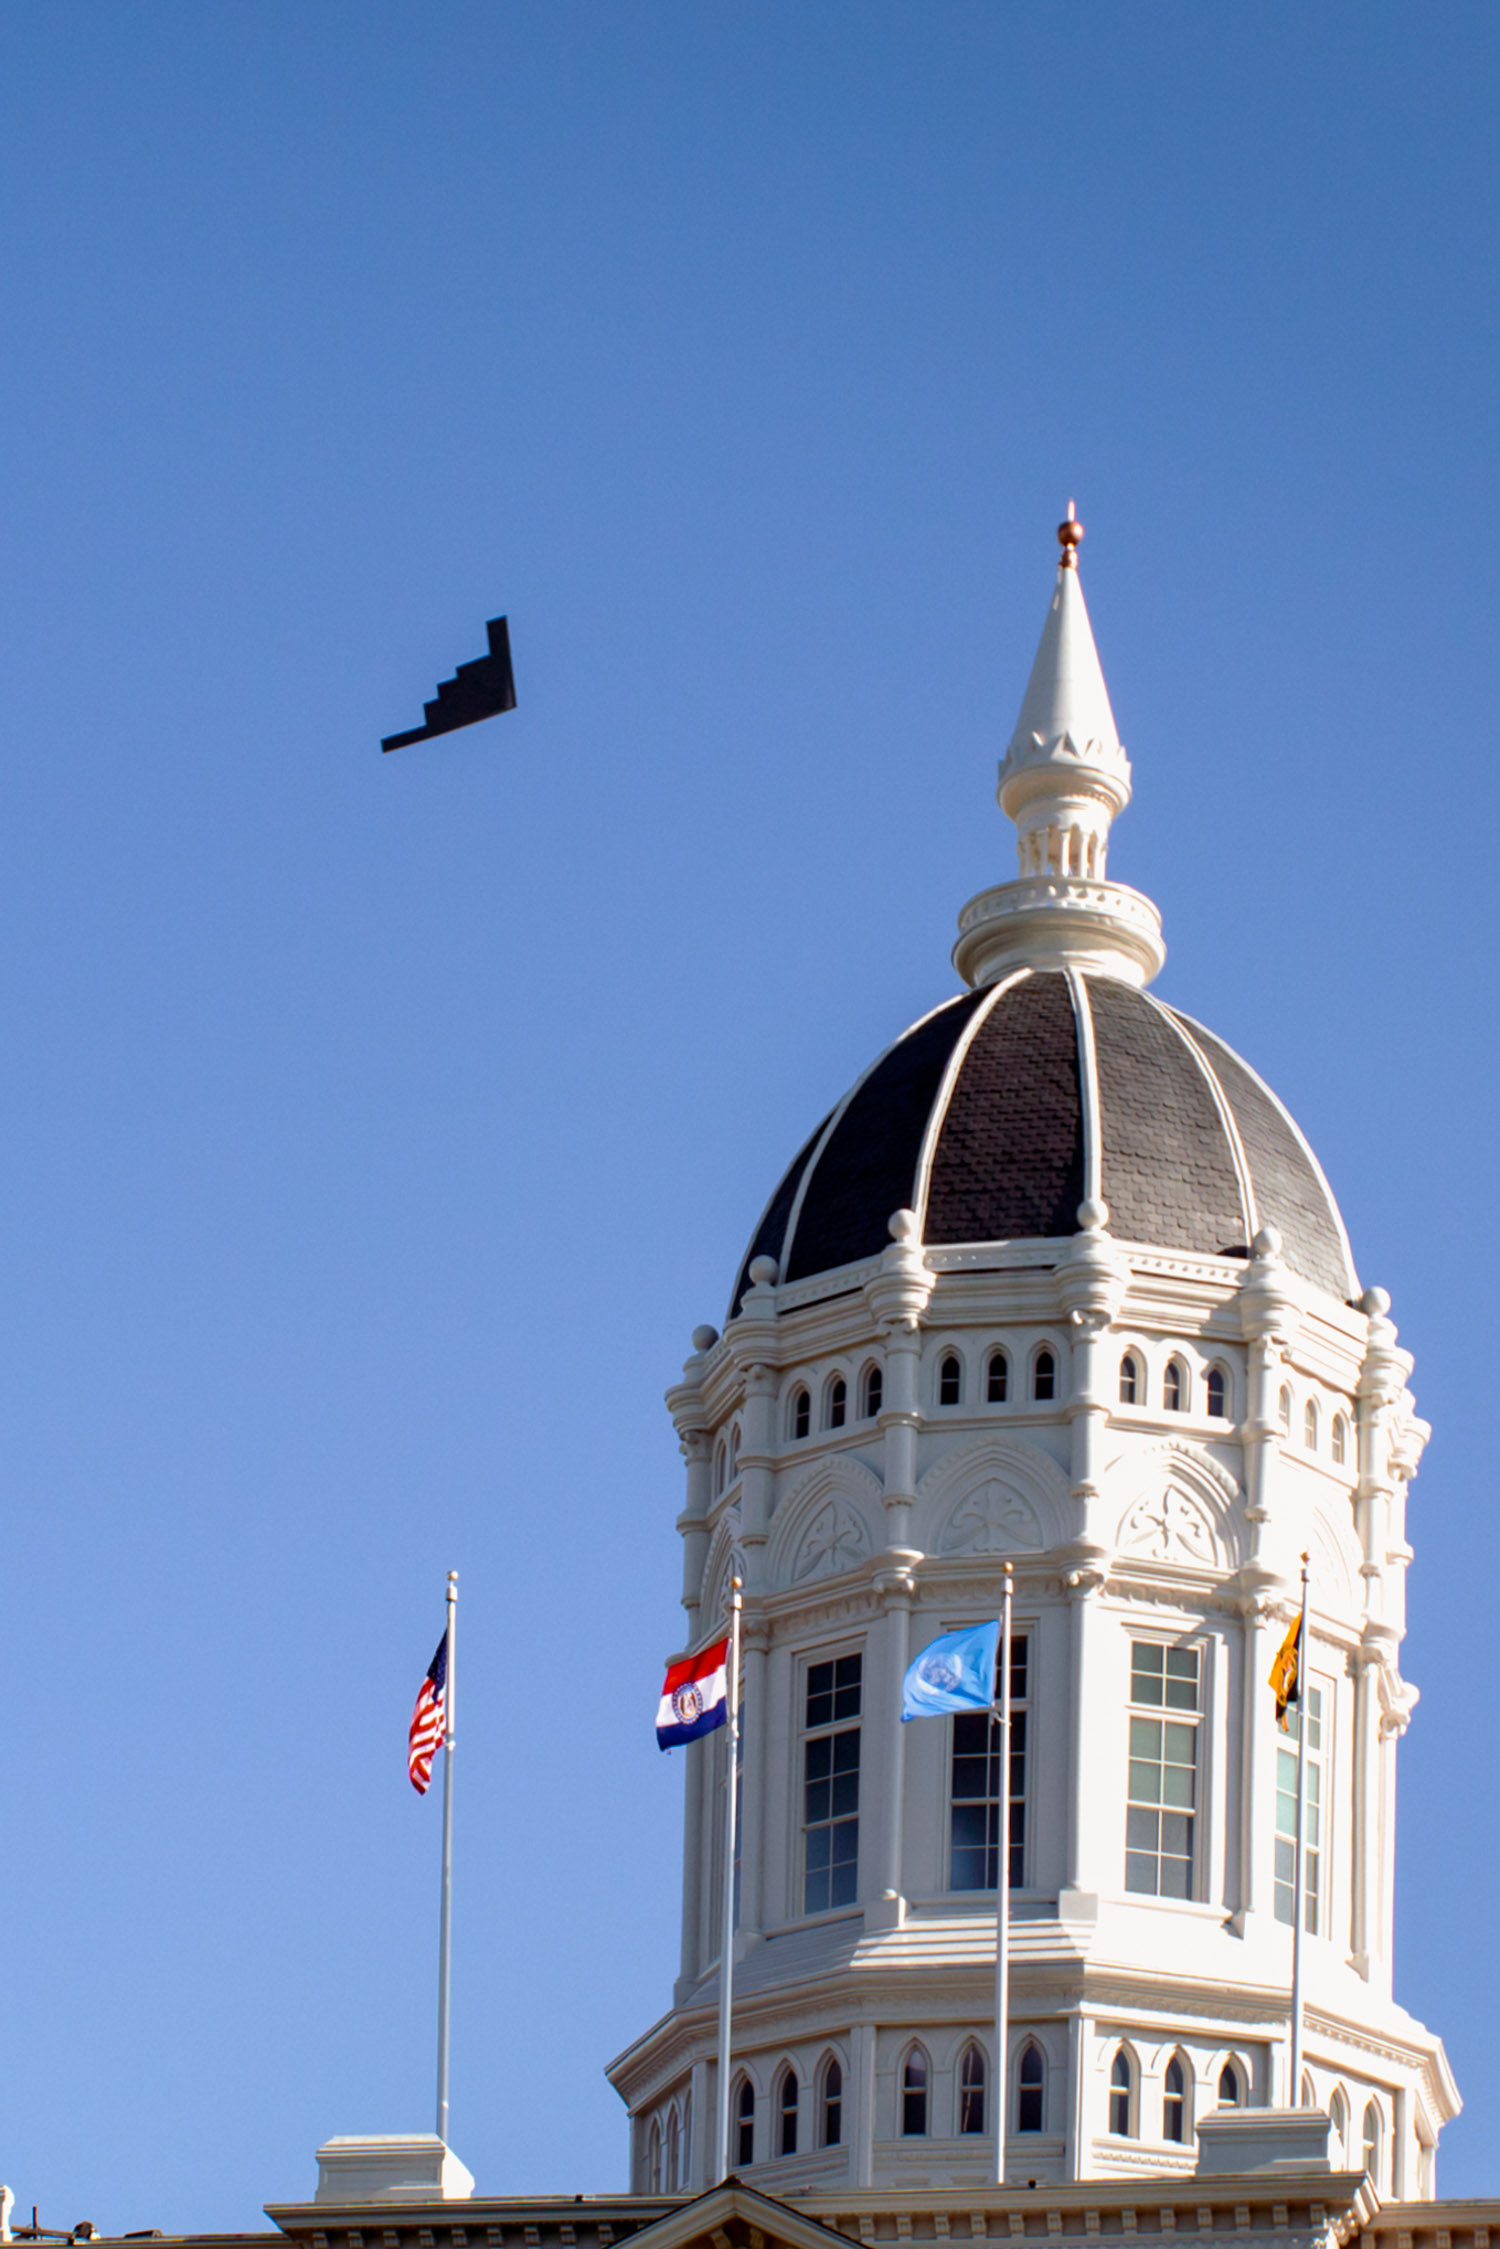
[1005,508,1121,768]
[953,506,1166,990]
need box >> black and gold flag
[1268,1612,1302,1731]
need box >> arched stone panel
[916,1435,1072,1556]
[1310,1495,1361,1620]
[765,1457,883,1590]
[1109,1439,1244,1573]
[699,1510,745,1628]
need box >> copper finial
[1057,499,1084,569]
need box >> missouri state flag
[656,1634,730,1750]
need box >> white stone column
[850,2020,877,2187]
[737,1618,770,1944]
[1349,1646,1378,1979]
[677,1425,713,1635]
[1064,2011,1087,2178]
[1379,1708,1405,1990]
[686,2057,710,2192]
[677,1721,707,1996]
[1234,1230,1300,1932]
[1058,1199,1126,1543]
[735,1350,780,1592]
[868,1566,914,1930]
[864,1206,934,1558]
[1061,1563,1107,1903]
[1233,1597,1271,1931]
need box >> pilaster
[737,1616,770,1944]
[867,1564,915,1931]
[1058,1196,1127,1544]
[864,1206,935,1558]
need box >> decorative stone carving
[791,1496,872,1584]
[1108,1439,1243,1574]
[916,1435,1071,1556]
[1119,1482,1216,1565]
[765,1457,884,1591]
[937,1475,1043,1556]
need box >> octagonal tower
[608,516,1456,2199]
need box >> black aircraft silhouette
[382,617,516,751]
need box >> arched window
[862,1363,883,1420]
[957,2042,986,2134]
[819,2055,843,2148]
[714,1439,727,1496]
[986,1349,1009,1403]
[1278,1384,1292,1432]
[727,1424,740,1478]
[901,2046,929,2136]
[1119,1352,1140,1406]
[1017,2042,1045,2133]
[1164,1357,1185,1412]
[666,2106,680,2191]
[1109,2048,1135,2137]
[791,1386,810,1441]
[1206,1365,1227,1418]
[1329,2087,1348,2166]
[1033,1347,1056,1401]
[1304,1399,1319,1451]
[1300,2071,1315,2110]
[1332,1413,1349,1466]
[1217,2059,1242,2107]
[1163,2053,1188,2143]
[776,2065,799,2157]
[682,2092,692,2186]
[735,2076,755,2168]
[827,1376,847,1431]
[647,2118,662,2193]
[1362,2100,1382,2185]
[939,1353,963,1406]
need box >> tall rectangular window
[949,1633,1030,1889]
[1125,1641,1201,1898]
[1274,1683,1324,1931]
[803,1651,861,1913]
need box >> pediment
[624,2184,860,2249]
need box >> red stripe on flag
[409,1679,446,1795]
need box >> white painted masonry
[608,522,1456,2200]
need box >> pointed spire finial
[951,511,1166,993]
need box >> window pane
[1161,1761,1195,1810]
[949,1639,1028,1893]
[1126,1804,1160,1851]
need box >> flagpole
[993,1561,1013,2187]
[1288,1553,1310,2107]
[436,1568,458,2146]
[713,1577,743,2180]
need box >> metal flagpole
[436,1569,458,2146]
[993,1561,1014,2187]
[1288,1553,1310,2107]
[713,1577,743,2180]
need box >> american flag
[408,1632,449,1794]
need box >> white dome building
[608,514,1457,2201]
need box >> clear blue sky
[0,3,1496,2226]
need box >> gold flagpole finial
[1057,499,1084,569]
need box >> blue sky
[0,3,1497,2226]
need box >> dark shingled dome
[731,969,1355,1316]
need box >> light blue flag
[901,1620,1000,1722]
